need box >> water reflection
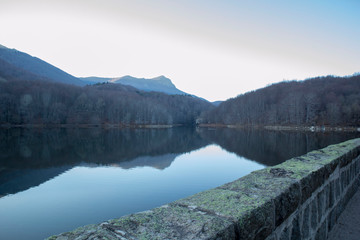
[0,127,359,198]
[0,144,264,240]
[0,127,208,168]
[199,128,360,166]
[114,154,179,170]
[0,127,209,197]
[0,166,72,197]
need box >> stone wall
[48,138,360,240]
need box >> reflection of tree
[1,127,359,198]
[0,127,209,169]
[199,128,360,166]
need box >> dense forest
[0,80,213,125]
[201,75,360,127]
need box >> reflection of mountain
[199,128,360,166]
[114,153,179,170]
[0,166,72,197]
[0,127,209,197]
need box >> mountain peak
[151,75,174,87]
[109,75,185,95]
[152,75,167,80]
[81,75,183,95]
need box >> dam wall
[48,138,360,240]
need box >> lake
[0,127,359,240]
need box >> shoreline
[1,123,359,132]
[198,124,360,132]
[0,123,182,129]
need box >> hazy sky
[0,0,359,101]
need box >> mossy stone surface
[48,204,236,240]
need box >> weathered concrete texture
[175,187,275,240]
[266,148,360,240]
[48,138,360,240]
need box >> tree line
[1,74,359,127]
[0,80,213,125]
[201,75,360,127]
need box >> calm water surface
[0,127,359,240]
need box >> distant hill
[212,101,223,106]
[81,75,186,95]
[0,44,85,86]
[202,75,360,127]
[80,76,113,84]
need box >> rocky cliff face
[81,75,187,95]
[113,75,186,95]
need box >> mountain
[81,75,186,95]
[114,75,186,95]
[201,75,360,127]
[0,44,193,97]
[0,44,85,86]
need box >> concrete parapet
[48,138,360,240]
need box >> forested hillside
[0,45,85,86]
[0,58,51,82]
[201,75,360,127]
[0,80,213,125]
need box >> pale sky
[0,0,359,101]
